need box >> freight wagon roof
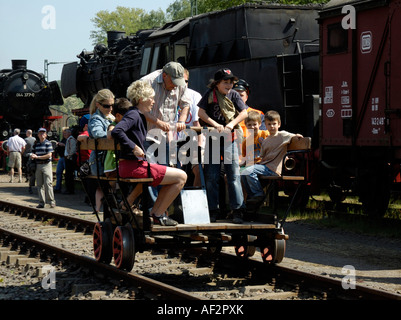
[193,2,323,18]
[319,0,389,18]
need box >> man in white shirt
[7,128,27,183]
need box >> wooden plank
[281,176,305,181]
[287,137,311,151]
[84,175,153,183]
[79,137,120,151]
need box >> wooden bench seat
[78,137,154,183]
[255,137,312,224]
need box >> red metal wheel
[234,235,256,259]
[93,220,113,264]
[112,225,136,271]
[260,239,286,264]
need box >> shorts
[119,160,167,187]
[8,152,21,169]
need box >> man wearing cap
[140,61,191,135]
[30,128,56,209]
[7,128,27,183]
[233,79,266,138]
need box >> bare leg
[150,167,187,216]
[95,188,104,212]
[121,184,143,210]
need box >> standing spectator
[197,69,248,223]
[64,128,77,194]
[234,79,266,139]
[30,128,55,209]
[140,61,191,204]
[77,114,91,164]
[175,69,203,187]
[7,128,26,183]
[23,129,37,194]
[54,129,68,193]
[77,114,93,206]
[140,61,191,163]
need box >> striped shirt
[32,139,54,162]
[140,69,191,131]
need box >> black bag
[78,161,90,178]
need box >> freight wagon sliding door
[320,21,353,147]
[354,5,390,147]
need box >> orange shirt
[242,130,269,165]
[239,107,265,138]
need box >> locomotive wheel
[234,235,256,259]
[260,239,286,265]
[113,225,136,271]
[93,219,113,264]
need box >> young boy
[241,110,303,204]
[240,111,269,167]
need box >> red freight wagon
[318,0,401,216]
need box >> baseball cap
[38,128,47,133]
[233,79,250,95]
[214,68,238,82]
[79,114,90,131]
[163,62,186,87]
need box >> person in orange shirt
[233,79,266,140]
[241,111,269,167]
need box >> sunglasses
[101,103,113,108]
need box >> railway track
[0,200,400,301]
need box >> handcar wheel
[93,219,113,264]
[113,225,136,271]
[260,239,286,265]
[234,235,256,259]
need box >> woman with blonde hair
[112,80,187,226]
[88,89,115,214]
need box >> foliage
[90,6,166,45]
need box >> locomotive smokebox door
[180,189,210,224]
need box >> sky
[0,0,171,82]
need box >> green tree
[90,6,166,45]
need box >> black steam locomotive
[61,3,321,138]
[0,60,64,167]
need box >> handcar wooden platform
[79,136,288,271]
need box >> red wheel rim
[93,222,103,261]
[113,227,123,268]
[261,246,274,263]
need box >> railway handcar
[0,60,64,168]
[318,0,401,216]
[80,137,289,271]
